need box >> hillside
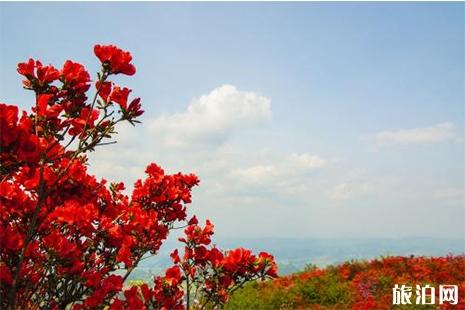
[225,255,465,309]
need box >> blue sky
[1,3,464,239]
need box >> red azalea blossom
[165,265,183,285]
[0,44,277,310]
[127,98,144,117]
[94,44,136,76]
[36,62,61,84]
[227,255,465,309]
[61,60,91,94]
[17,59,60,88]
[16,58,35,77]
[96,81,112,102]
[35,94,63,119]
[180,220,215,246]
[0,103,19,146]
[110,86,131,109]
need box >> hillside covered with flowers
[226,255,465,309]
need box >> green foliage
[126,279,146,287]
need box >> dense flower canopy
[226,255,465,310]
[0,44,277,309]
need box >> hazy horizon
[129,236,464,278]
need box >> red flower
[17,133,41,163]
[256,252,279,278]
[50,200,98,230]
[101,275,123,294]
[127,98,144,117]
[208,247,224,267]
[164,265,182,285]
[94,44,136,76]
[17,59,60,86]
[0,225,23,251]
[96,81,112,102]
[222,248,253,272]
[145,163,164,179]
[84,271,102,288]
[35,94,62,119]
[2,44,277,310]
[0,103,19,146]
[123,286,146,308]
[171,249,180,264]
[61,60,91,94]
[68,107,99,136]
[16,58,35,77]
[37,62,60,83]
[188,215,198,225]
[180,220,215,246]
[110,86,131,109]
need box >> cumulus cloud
[84,83,464,239]
[365,122,457,149]
[231,165,277,184]
[147,84,272,148]
[326,182,372,201]
[229,153,327,192]
[88,84,273,189]
[288,153,326,169]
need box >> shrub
[0,44,277,309]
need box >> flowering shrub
[226,255,465,309]
[0,44,277,309]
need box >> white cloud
[326,182,372,201]
[231,152,327,185]
[365,122,457,149]
[231,165,277,184]
[84,83,464,239]
[433,187,465,204]
[147,84,272,148]
[227,152,327,194]
[288,153,326,169]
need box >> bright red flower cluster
[17,59,61,88]
[226,255,465,310]
[106,220,278,309]
[0,44,277,309]
[94,44,136,76]
[175,220,278,307]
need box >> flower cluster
[94,44,136,76]
[107,220,278,309]
[176,219,278,308]
[226,255,465,310]
[0,44,276,309]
